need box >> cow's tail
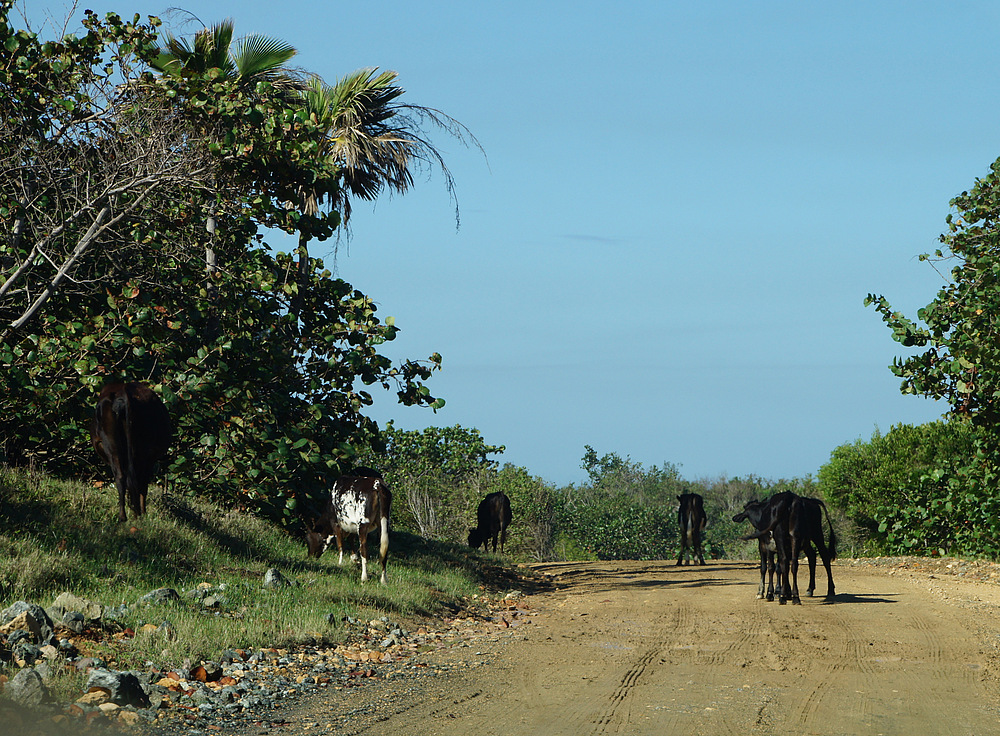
[114,391,140,514]
[820,500,838,561]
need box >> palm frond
[206,20,235,72]
[232,34,297,80]
[295,68,482,229]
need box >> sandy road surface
[284,559,1000,735]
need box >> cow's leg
[757,547,765,598]
[814,538,836,601]
[136,467,149,516]
[117,481,128,522]
[335,527,346,566]
[127,478,143,518]
[821,553,836,601]
[113,464,129,523]
[677,513,687,565]
[499,525,508,554]
[789,540,802,605]
[776,539,792,604]
[377,515,389,585]
[804,544,818,597]
[694,528,706,565]
[359,525,370,582]
[757,546,768,599]
[766,550,776,601]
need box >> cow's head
[305,530,328,558]
[468,528,485,549]
[732,499,767,527]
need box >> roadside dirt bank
[198,558,1000,735]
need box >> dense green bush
[873,458,1000,558]
[817,421,977,551]
[557,491,677,561]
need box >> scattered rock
[138,588,180,606]
[52,592,104,622]
[6,667,48,706]
[75,656,101,672]
[118,709,141,726]
[103,603,129,621]
[62,610,87,634]
[85,669,150,708]
[57,638,77,657]
[12,640,43,666]
[76,690,111,707]
[0,602,54,643]
[263,568,293,589]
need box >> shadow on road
[825,592,899,605]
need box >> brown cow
[90,382,171,522]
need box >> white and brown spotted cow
[305,472,391,584]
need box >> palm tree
[292,70,479,293]
[288,69,477,319]
[150,19,297,89]
[300,68,477,228]
[149,20,299,285]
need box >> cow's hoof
[805,590,814,597]
[765,594,774,602]
[778,598,787,605]
[792,598,802,605]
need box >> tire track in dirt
[276,561,1000,736]
[782,604,879,730]
[583,591,692,733]
[590,645,663,735]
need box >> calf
[90,382,171,522]
[733,499,780,601]
[735,492,837,604]
[468,492,513,554]
[676,493,707,565]
[306,474,391,584]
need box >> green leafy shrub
[818,421,976,551]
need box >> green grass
[0,464,507,680]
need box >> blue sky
[21,1,1000,486]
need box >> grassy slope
[0,465,508,675]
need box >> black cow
[90,382,171,522]
[305,474,391,584]
[734,491,837,605]
[676,493,707,565]
[733,499,780,601]
[468,492,513,554]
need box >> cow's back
[478,492,512,530]
[123,383,171,459]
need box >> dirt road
[287,559,1000,735]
